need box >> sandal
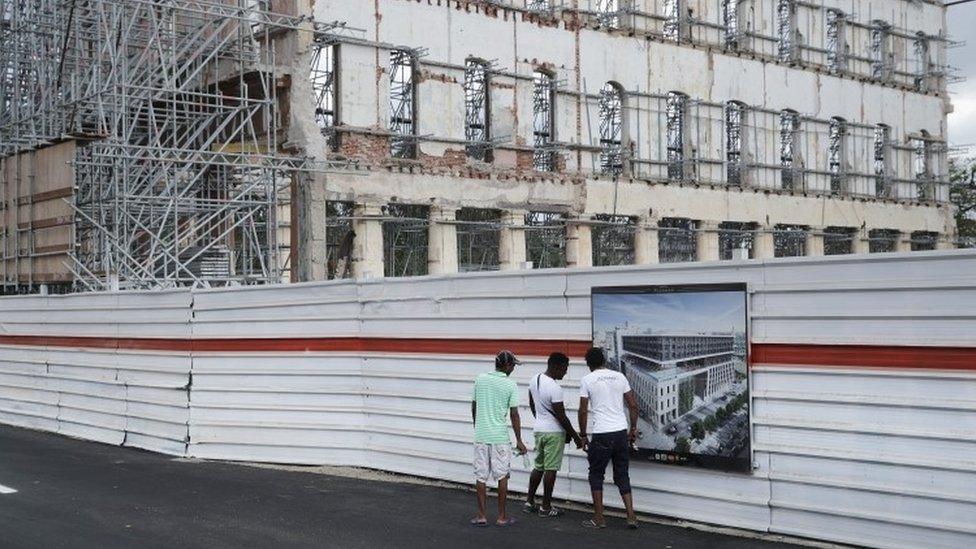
[522,502,537,514]
[495,517,518,527]
[470,518,488,527]
[538,507,562,518]
[627,520,639,529]
[581,518,606,529]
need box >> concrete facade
[288,0,957,280]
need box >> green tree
[691,422,705,440]
[950,156,976,245]
[716,407,729,422]
[674,437,690,454]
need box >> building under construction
[0,0,960,293]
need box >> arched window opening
[870,20,890,80]
[873,124,890,198]
[663,0,681,42]
[777,0,797,62]
[311,43,339,150]
[464,59,491,161]
[913,33,931,92]
[779,110,801,191]
[826,9,847,73]
[533,70,556,172]
[666,92,688,182]
[725,101,745,187]
[723,0,741,50]
[599,83,624,176]
[389,49,416,158]
[828,117,847,195]
[596,0,621,29]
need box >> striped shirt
[472,371,519,444]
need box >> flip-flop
[581,518,606,529]
[627,520,640,529]
[538,507,562,517]
[469,518,488,527]
[495,517,518,527]
[522,502,537,514]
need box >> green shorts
[533,432,566,472]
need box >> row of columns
[301,203,950,281]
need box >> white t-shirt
[579,368,632,434]
[529,373,565,433]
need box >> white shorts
[473,443,512,483]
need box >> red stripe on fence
[1,335,974,370]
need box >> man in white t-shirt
[524,352,583,517]
[578,347,639,529]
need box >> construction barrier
[1,250,974,548]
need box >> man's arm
[551,402,583,448]
[577,397,589,442]
[471,401,477,425]
[510,407,527,455]
[624,390,639,444]
[528,391,536,418]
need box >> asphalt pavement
[0,425,798,549]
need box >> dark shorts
[586,430,632,495]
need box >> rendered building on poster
[614,330,739,429]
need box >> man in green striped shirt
[470,350,527,527]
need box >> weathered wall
[285,0,956,280]
[1,250,974,548]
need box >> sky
[948,3,976,150]
[592,290,746,341]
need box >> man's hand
[579,433,588,451]
[628,427,638,445]
[573,434,585,450]
[516,440,528,456]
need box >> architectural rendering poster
[591,284,750,472]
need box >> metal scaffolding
[0,0,333,291]
[525,211,566,269]
[456,207,501,272]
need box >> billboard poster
[591,283,751,472]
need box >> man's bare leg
[541,471,558,510]
[526,469,544,507]
[475,481,488,521]
[621,492,636,522]
[590,489,606,525]
[497,476,510,523]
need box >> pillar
[566,220,593,268]
[807,227,825,257]
[499,210,528,270]
[427,205,458,275]
[896,231,912,253]
[852,227,870,255]
[352,203,384,279]
[936,232,956,251]
[755,226,776,259]
[634,217,659,265]
[696,221,721,262]
[291,172,329,282]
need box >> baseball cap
[495,350,521,368]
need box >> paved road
[0,425,795,548]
